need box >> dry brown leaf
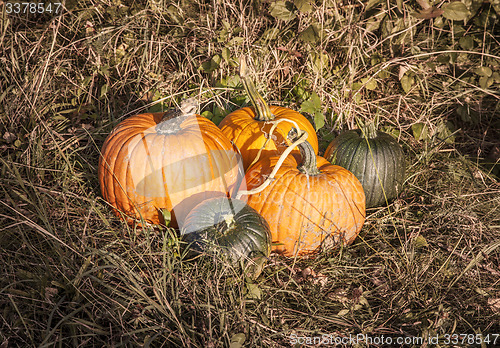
[414,5,444,19]
[488,298,500,313]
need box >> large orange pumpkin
[98,100,241,228]
[243,129,366,256]
[219,57,318,170]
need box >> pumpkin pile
[98,57,405,266]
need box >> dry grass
[1,0,499,347]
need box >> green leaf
[361,77,377,91]
[210,106,226,125]
[378,69,390,79]
[226,75,241,88]
[381,126,401,138]
[159,208,171,227]
[474,66,492,77]
[337,309,350,316]
[222,20,231,32]
[437,121,456,144]
[492,72,500,84]
[351,82,363,91]
[201,110,213,119]
[260,28,280,42]
[166,5,184,24]
[456,105,479,124]
[366,0,383,11]
[221,47,231,63]
[365,11,386,32]
[300,92,324,130]
[370,54,381,66]
[310,51,329,73]
[299,24,321,44]
[294,0,312,13]
[229,37,245,45]
[269,1,296,21]
[200,55,221,73]
[229,333,246,348]
[442,1,470,21]
[479,76,494,89]
[449,51,458,64]
[148,103,168,113]
[231,95,247,107]
[293,85,308,100]
[413,235,428,249]
[313,112,325,130]
[245,282,261,300]
[400,74,415,93]
[437,54,450,63]
[412,123,429,141]
[99,64,110,77]
[218,28,230,42]
[459,35,474,50]
[100,84,109,99]
[300,92,321,114]
[115,43,128,61]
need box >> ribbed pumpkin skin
[219,105,319,170]
[98,113,241,228]
[324,130,406,208]
[244,154,366,256]
[182,197,271,277]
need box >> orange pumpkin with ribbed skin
[98,101,241,228]
[243,130,365,256]
[219,105,318,170]
[219,57,318,170]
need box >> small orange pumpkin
[219,105,318,171]
[219,57,318,170]
[243,129,366,256]
[98,99,241,228]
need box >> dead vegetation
[1,0,499,346]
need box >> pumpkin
[182,197,271,278]
[243,129,366,256]
[219,57,318,170]
[98,99,241,228]
[324,125,406,208]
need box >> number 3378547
[5,2,63,15]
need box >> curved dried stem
[247,118,303,169]
[236,130,309,200]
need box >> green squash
[324,126,406,208]
[181,197,271,277]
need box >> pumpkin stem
[288,128,321,175]
[240,56,274,122]
[362,122,378,139]
[222,214,235,230]
[156,98,198,134]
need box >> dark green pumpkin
[181,197,271,277]
[324,127,405,208]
